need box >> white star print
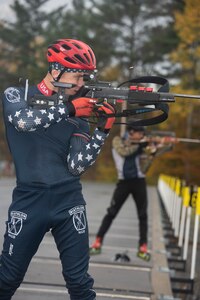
[50,106,56,110]
[15,110,21,117]
[77,166,85,173]
[40,109,47,114]
[86,144,91,150]
[58,107,65,115]
[8,115,13,122]
[78,152,83,161]
[96,134,103,140]
[44,123,50,128]
[26,110,33,117]
[29,127,36,132]
[48,113,54,121]
[85,154,93,161]
[56,117,62,123]
[34,116,42,125]
[92,143,100,149]
[71,160,75,169]
[17,118,26,129]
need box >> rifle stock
[84,84,175,103]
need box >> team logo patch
[68,205,86,234]
[4,87,20,103]
[8,211,27,239]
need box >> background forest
[0,0,200,185]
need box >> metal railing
[157,174,200,297]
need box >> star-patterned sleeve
[3,87,69,131]
[67,128,108,176]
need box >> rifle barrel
[177,138,200,143]
[173,93,200,99]
[146,136,200,144]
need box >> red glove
[96,102,116,132]
[66,97,97,117]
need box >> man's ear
[51,69,60,81]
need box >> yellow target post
[190,187,200,280]
[178,186,190,248]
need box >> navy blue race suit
[0,82,108,299]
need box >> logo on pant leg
[8,211,27,239]
[68,205,86,234]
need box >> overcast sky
[0,0,70,20]
[1,0,13,19]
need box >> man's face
[51,70,89,95]
[57,72,85,95]
[128,130,144,141]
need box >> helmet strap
[50,69,65,82]
[55,69,65,82]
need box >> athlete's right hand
[66,97,97,117]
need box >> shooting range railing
[157,174,200,297]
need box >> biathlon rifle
[144,131,200,145]
[28,75,200,126]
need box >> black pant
[96,178,148,246]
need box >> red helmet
[47,39,96,71]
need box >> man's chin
[68,89,79,96]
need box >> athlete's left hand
[96,102,116,133]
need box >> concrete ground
[0,178,172,300]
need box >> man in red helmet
[0,39,115,300]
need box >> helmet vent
[72,42,82,49]
[64,57,76,64]
[88,50,95,63]
[62,44,71,50]
[84,54,90,63]
[74,54,87,64]
[51,46,60,53]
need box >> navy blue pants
[0,182,95,300]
